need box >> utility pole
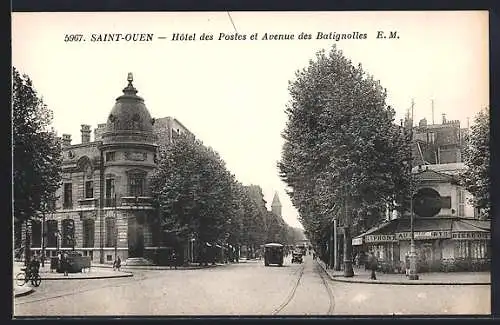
[343,182,354,277]
[41,213,46,267]
[431,99,434,125]
[333,218,339,271]
[408,98,419,280]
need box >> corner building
[33,74,191,264]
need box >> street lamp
[407,98,419,280]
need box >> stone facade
[26,74,194,264]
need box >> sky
[12,11,489,229]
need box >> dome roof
[105,73,154,134]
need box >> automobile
[264,243,284,267]
[291,251,303,264]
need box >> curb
[14,287,35,298]
[316,261,490,286]
[36,272,134,280]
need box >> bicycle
[15,267,41,287]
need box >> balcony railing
[121,196,154,207]
[78,198,98,208]
[104,197,117,207]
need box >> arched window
[82,218,95,248]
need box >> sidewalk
[13,261,132,281]
[316,260,490,285]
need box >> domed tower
[271,192,282,217]
[99,73,158,264]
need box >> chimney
[94,123,107,141]
[81,124,91,143]
[62,134,72,147]
[442,113,447,124]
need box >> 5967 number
[64,34,84,42]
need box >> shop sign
[395,230,451,240]
[365,234,396,243]
[352,237,363,246]
[451,232,490,240]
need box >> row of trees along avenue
[279,45,417,276]
[149,132,302,262]
[13,66,302,266]
[13,67,62,265]
[278,45,491,276]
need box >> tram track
[271,258,336,315]
[315,261,336,315]
[271,263,305,315]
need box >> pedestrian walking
[62,251,69,276]
[367,251,378,280]
[170,250,177,269]
[113,256,122,271]
[404,253,410,277]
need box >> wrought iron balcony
[78,197,98,208]
[121,196,154,207]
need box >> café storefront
[352,217,490,273]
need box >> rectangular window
[458,189,465,217]
[441,196,452,209]
[61,219,75,248]
[105,217,116,247]
[428,132,435,144]
[31,221,41,247]
[106,152,116,162]
[45,220,58,248]
[82,219,95,248]
[63,183,73,208]
[129,175,144,197]
[105,178,115,207]
[85,181,94,199]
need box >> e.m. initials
[376,31,399,39]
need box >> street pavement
[13,255,491,316]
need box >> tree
[13,67,62,252]
[150,134,234,247]
[461,107,490,219]
[278,45,411,275]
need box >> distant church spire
[271,191,282,217]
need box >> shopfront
[352,217,490,273]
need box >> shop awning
[352,220,397,245]
[451,219,490,240]
[352,217,491,244]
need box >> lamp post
[114,194,118,261]
[407,98,419,280]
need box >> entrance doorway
[128,216,144,258]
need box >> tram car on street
[264,243,284,267]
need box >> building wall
[416,182,475,218]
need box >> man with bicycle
[27,255,41,278]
